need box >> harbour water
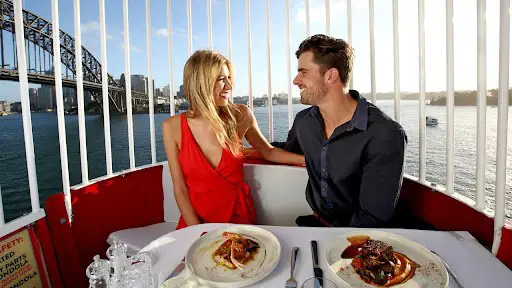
[0,100,511,222]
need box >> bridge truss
[0,0,149,113]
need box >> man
[283,34,407,228]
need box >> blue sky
[0,0,507,102]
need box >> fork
[286,247,299,288]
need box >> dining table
[140,223,512,288]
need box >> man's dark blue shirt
[283,90,407,227]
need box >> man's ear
[325,68,340,85]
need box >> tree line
[429,88,512,106]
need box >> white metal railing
[13,0,40,213]
[347,0,353,89]
[2,0,510,259]
[325,0,330,36]
[207,0,212,49]
[446,0,455,197]
[305,0,310,37]
[187,0,192,56]
[476,0,487,212]
[492,0,510,255]
[226,0,233,102]
[99,0,113,176]
[73,0,89,184]
[146,0,156,165]
[265,0,273,142]
[51,0,72,220]
[167,0,175,117]
[369,0,376,104]
[123,0,136,169]
[2,0,46,239]
[246,0,253,111]
[285,0,293,129]
[392,0,400,122]
[418,0,426,182]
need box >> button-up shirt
[283,90,407,227]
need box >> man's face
[293,51,328,105]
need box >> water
[1,100,511,222]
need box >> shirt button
[321,187,326,192]
[322,146,327,150]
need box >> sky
[0,0,508,102]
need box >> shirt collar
[351,90,368,131]
[309,90,368,131]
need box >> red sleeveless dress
[175,114,256,229]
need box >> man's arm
[349,124,407,227]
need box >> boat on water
[1,0,511,287]
[426,116,439,127]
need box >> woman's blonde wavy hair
[183,50,241,156]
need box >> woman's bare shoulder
[162,114,182,138]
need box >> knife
[311,240,323,288]
[166,256,186,280]
[430,250,464,288]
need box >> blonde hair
[183,50,241,155]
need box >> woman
[162,50,305,229]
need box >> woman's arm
[162,117,201,226]
[241,106,305,166]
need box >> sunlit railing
[492,0,509,254]
[0,0,46,239]
[2,0,509,255]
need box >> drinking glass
[86,255,110,288]
[106,240,128,287]
[301,277,339,288]
[122,252,155,288]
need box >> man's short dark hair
[296,34,354,86]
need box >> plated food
[185,225,280,288]
[213,232,260,270]
[343,235,416,286]
[326,230,448,288]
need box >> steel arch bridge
[0,0,149,113]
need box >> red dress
[175,114,256,229]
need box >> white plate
[185,225,281,288]
[325,230,448,288]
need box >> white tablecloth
[141,223,512,288]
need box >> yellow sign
[0,229,43,288]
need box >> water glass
[106,240,128,287]
[86,255,110,288]
[122,252,155,288]
[301,277,339,288]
